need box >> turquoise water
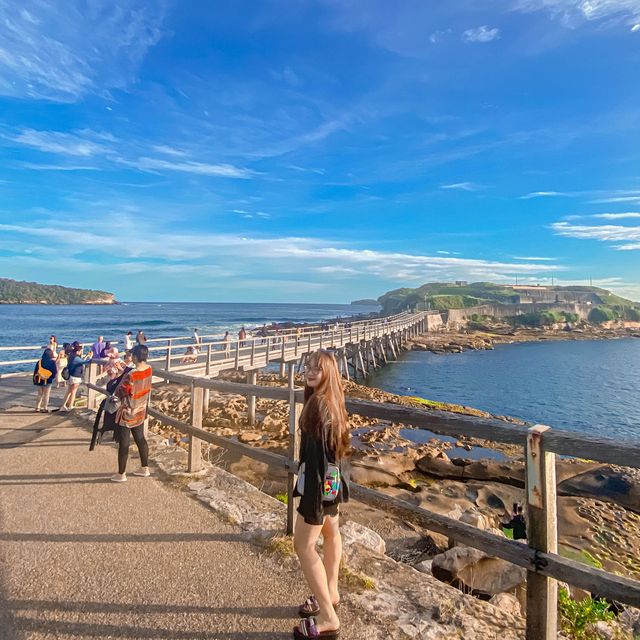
[366,338,640,443]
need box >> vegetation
[510,310,579,327]
[558,587,614,640]
[351,298,380,306]
[588,306,617,324]
[275,492,288,504]
[0,278,114,304]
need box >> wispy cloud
[121,157,253,179]
[8,128,110,156]
[590,195,640,204]
[513,0,640,28]
[593,212,640,219]
[512,255,559,260]
[463,26,501,43]
[440,182,484,191]
[551,221,640,250]
[0,1,167,102]
[519,191,572,199]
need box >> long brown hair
[301,350,350,459]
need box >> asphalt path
[0,403,373,639]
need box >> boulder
[341,520,386,555]
[432,546,526,598]
[489,593,522,618]
[414,559,433,574]
[238,431,262,443]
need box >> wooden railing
[0,310,424,377]
[84,364,640,640]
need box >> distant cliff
[0,278,116,304]
[351,298,380,306]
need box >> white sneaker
[110,473,127,483]
[133,467,151,477]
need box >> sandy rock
[489,593,521,618]
[238,431,262,443]
[415,559,433,574]
[341,520,387,554]
[432,546,526,598]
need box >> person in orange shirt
[110,344,152,482]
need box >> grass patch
[339,564,376,591]
[558,587,613,639]
[266,534,295,557]
[501,527,514,540]
[560,547,604,570]
[275,493,288,504]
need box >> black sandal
[293,617,340,639]
[298,595,340,618]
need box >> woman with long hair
[293,350,350,640]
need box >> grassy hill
[0,278,115,304]
[378,282,640,322]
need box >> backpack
[33,360,53,385]
[61,366,70,381]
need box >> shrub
[561,312,579,323]
[588,307,616,324]
[558,588,614,639]
[513,311,562,327]
[624,307,640,321]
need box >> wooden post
[246,370,257,426]
[286,362,300,535]
[203,343,212,410]
[250,339,256,367]
[165,339,172,371]
[189,384,204,472]
[342,351,350,381]
[86,361,98,411]
[234,340,240,370]
[307,333,312,355]
[526,424,558,640]
[279,360,286,377]
[357,346,367,377]
[266,336,271,364]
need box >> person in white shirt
[125,331,134,351]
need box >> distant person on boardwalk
[136,330,147,345]
[55,345,68,387]
[193,328,201,346]
[46,335,58,355]
[33,348,57,412]
[502,505,527,541]
[238,326,247,347]
[60,342,90,412]
[111,344,152,482]
[125,331,134,351]
[91,336,106,359]
[292,350,350,640]
[222,331,231,356]
[181,345,198,364]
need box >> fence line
[83,364,640,639]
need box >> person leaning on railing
[110,344,152,483]
[292,349,350,640]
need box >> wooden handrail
[80,362,640,636]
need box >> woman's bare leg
[321,514,342,605]
[294,514,340,632]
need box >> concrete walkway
[0,389,371,639]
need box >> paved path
[0,396,372,639]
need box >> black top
[294,394,349,525]
[503,514,527,540]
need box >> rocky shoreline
[148,369,640,602]
[407,324,640,355]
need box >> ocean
[1,303,638,443]
[365,338,640,443]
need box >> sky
[0,0,639,303]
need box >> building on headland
[511,286,599,305]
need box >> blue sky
[0,0,639,303]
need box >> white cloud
[632,22,640,30]
[8,128,109,156]
[0,1,166,102]
[122,157,253,179]
[151,145,188,157]
[513,0,640,28]
[440,182,484,191]
[593,212,640,219]
[551,221,640,249]
[512,255,559,260]
[519,191,571,199]
[0,218,565,285]
[463,26,501,43]
[590,195,640,204]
